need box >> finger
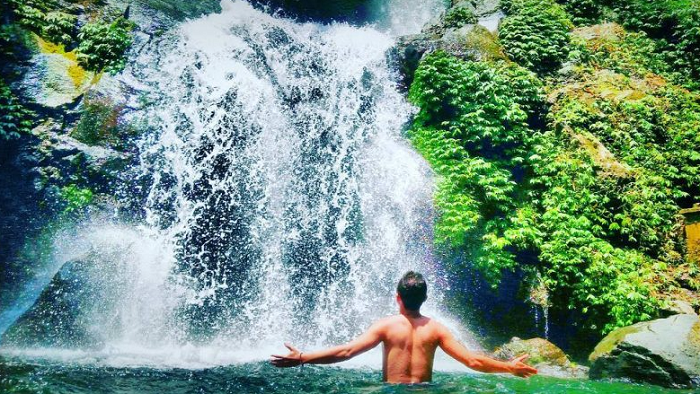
[284,342,299,352]
[513,354,529,363]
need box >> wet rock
[494,337,588,378]
[1,249,131,348]
[19,36,94,109]
[391,24,505,87]
[589,314,700,389]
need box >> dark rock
[2,250,129,348]
[0,135,50,314]
[589,314,700,389]
[494,337,588,378]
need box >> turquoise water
[1,359,694,394]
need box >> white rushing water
[2,0,482,369]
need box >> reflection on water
[0,359,692,394]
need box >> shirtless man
[271,271,538,383]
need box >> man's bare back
[379,314,444,383]
[271,272,537,383]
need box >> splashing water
[1,0,479,369]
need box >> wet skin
[271,295,537,383]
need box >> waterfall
[1,0,479,368]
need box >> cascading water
[1,0,478,368]
[133,0,440,348]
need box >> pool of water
[1,358,693,394]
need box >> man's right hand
[509,354,538,378]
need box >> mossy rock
[443,24,506,61]
[589,314,700,388]
[494,337,570,366]
[23,34,94,108]
[494,337,588,378]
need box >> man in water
[271,271,538,383]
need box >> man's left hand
[271,343,303,368]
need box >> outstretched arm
[271,322,384,367]
[438,326,537,378]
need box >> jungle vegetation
[409,0,700,334]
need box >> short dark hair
[397,271,427,311]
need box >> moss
[34,34,89,88]
[462,25,507,61]
[589,324,642,361]
[690,321,700,347]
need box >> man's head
[396,271,427,311]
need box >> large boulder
[493,337,588,378]
[2,249,130,349]
[589,314,700,389]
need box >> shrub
[610,0,700,89]
[15,5,47,31]
[409,51,545,283]
[555,0,603,25]
[0,80,34,140]
[60,184,94,213]
[498,0,573,74]
[41,11,76,46]
[443,6,478,28]
[76,19,132,73]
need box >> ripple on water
[0,359,694,394]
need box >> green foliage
[498,0,574,74]
[555,0,603,25]
[60,184,94,213]
[0,80,34,140]
[409,51,545,284]
[14,5,48,31]
[76,19,133,73]
[442,6,478,28]
[6,0,133,74]
[9,0,58,31]
[409,50,698,333]
[41,11,77,46]
[610,0,700,90]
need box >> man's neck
[400,309,422,318]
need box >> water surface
[1,359,691,394]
